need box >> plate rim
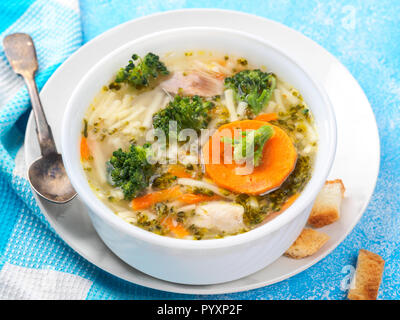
[24,8,380,295]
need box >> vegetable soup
[81,50,318,240]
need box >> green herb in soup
[80,50,318,240]
[221,124,274,167]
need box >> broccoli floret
[108,143,155,200]
[115,53,169,89]
[222,125,274,166]
[224,69,276,115]
[152,95,214,138]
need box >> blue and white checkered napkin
[0,0,103,300]
[0,0,188,301]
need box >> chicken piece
[161,70,224,97]
[190,201,245,233]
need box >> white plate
[24,9,379,295]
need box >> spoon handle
[3,33,57,156]
[23,73,58,156]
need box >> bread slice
[284,228,329,259]
[308,179,345,228]
[347,249,385,300]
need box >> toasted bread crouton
[308,179,345,228]
[284,228,329,259]
[348,249,385,300]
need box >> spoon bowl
[28,153,76,203]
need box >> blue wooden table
[0,0,397,300]
[78,0,400,299]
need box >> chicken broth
[81,50,318,240]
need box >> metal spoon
[3,33,76,203]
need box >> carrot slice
[179,193,222,205]
[254,112,278,122]
[131,185,183,210]
[161,216,189,238]
[80,137,90,161]
[203,120,297,195]
[167,165,192,178]
[213,72,226,80]
[217,59,227,67]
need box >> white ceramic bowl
[62,27,336,285]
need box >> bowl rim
[61,26,337,250]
